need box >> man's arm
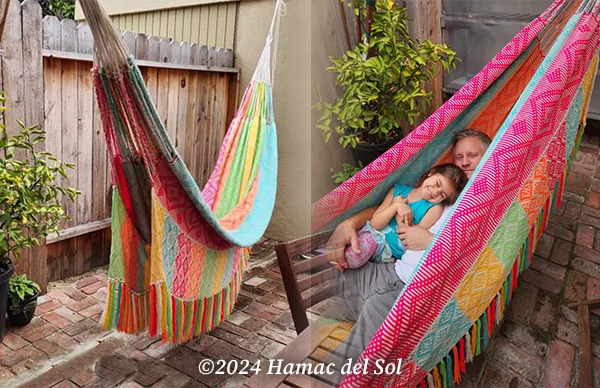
[396,224,435,251]
[325,206,377,271]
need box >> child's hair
[416,163,468,205]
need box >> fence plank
[42,16,61,50]
[194,72,208,184]
[184,71,199,176]
[166,41,181,145]
[22,0,47,293]
[203,73,215,185]
[208,46,218,66]
[2,0,26,278]
[199,45,209,66]
[180,42,191,65]
[77,23,93,54]
[158,38,171,63]
[122,30,136,54]
[135,34,149,80]
[190,43,200,66]
[77,20,94,229]
[167,66,180,146]
[135,34,149,60]
[226,72,240,135]
[60,19,78,232]
[145,36,160,106]
[176,70,190,157]
[147,36,159,61]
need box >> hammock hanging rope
[312,0,600,386]
[79,0,284,343]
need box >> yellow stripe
[150,194,167,283]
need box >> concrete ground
[1,129,600,387]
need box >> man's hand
[396,223,434,251]
[325,221,359,272]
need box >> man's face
[453,137,487,179]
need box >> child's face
[420,173,457,204]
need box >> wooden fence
[1,0,239,292]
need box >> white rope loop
[251,0,286,86]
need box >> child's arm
[371,189,412,230]
[418,205,444,230]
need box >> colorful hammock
[79,0,283,343]
[312,0,600,386]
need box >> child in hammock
[345,163,467,268]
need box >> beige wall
[79,1,238,50]
[236,0,356,240]
[311,0,357,203]
[109,3,237,49]
[75,0,236,18]
[236,0,312,240]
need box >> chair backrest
[274,230,336,334]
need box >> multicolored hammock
[312,0,600,386]
[79,0,283,343]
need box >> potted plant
[0,95,79,335]
[315,0,459,167]
[7,275,40,326]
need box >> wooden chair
[273,230,338,334]
[244,230,355,388]
[568,298,600,387]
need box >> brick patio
[2,129,600,387]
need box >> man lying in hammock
[323,129,491,382]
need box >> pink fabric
[345,228,379,269]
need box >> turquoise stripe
[446,355,453,388]
[221,249,236,289]
[161,216,180,288]
[412,297,472,371]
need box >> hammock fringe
[101,251,248,344]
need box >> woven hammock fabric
[311,0,600,386]
[80,0,283,343]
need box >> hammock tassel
[440,358,447,388]
[465,331,473,363]
[432,366,442,388]
[427,373,435,388]
[452,346,460,383]
[445,355,453,387]
[459,338,466,373]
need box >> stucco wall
[310,0,357,203]
[236,0,357,240]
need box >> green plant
[331,161,364,185]
[315,0,459,148]
[0,94,79,265]
[8,274,40,308]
